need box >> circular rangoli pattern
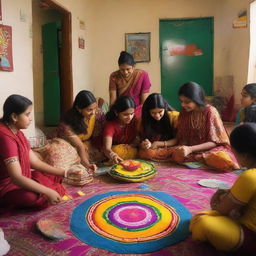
[70,191,191,253]
[109,159,157,182]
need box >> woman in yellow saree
[56,91,105,171]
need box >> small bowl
[120,160,141,171]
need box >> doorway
[159,18,214,110]
[32,0,73,126]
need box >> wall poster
[0,25,13,71]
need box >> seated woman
[138,93,179,161]
[103,96,138,163]
[190,123,256,255]
[172,82,239,172]
[56,90,105,171]
[0,95,67,212]
[236,83,256,124]
[109,51,151,117]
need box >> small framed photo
[125,32,150,63]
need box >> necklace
[190,111,204,130]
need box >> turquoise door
[42,21,61,126]
[160,18,213,110]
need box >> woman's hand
[109,152,123,163]
[210,189,229,210]
[45,188,61,205]
[151,141,161,149]
[87,163,97,174]
[141,139,151,149]
[172,146,192,163]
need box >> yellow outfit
[78,115,95,142]
[168,110,179,129]
[231,168,256,232]
[112,144,138,160]
[190,168,256,251]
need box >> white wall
[214,0,250,107]
[248,1,256,83]
[0,0,35,137]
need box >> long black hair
[244,105,256,123]
[118,51,135,66]
[1,94,32,124]
[178,81,205,107]
[142,93,175,140]
[62,90,96,134]
[230,123,256,159]
[106,96,136,121]
[243,83,256,99]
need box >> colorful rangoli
[70,191,191,253]
[109,159,157,182]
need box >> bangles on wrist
[109,152,117,159]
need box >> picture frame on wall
[125,32,150,63]
[0,25,14,71]
[0,0,2,21]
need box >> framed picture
[0,0,2,21]
[125,32,150,63]
[0,25,13,71]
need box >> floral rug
[0,164,237,256]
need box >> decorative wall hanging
[233,10,247,28]
[125,32,150,63]
[0,0,2,21]
[0,25,13,71]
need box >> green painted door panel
[42,22,61,126]
[160,18,213,110]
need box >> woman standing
[109,51,151,117]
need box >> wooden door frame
[40,0,73,113]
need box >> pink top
[109,69,151,116]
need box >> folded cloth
[0,228,10,256]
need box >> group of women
[0,51,256,255]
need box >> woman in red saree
[0,95,66,212]
[172,82,239,172]
[109,51,151,117]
